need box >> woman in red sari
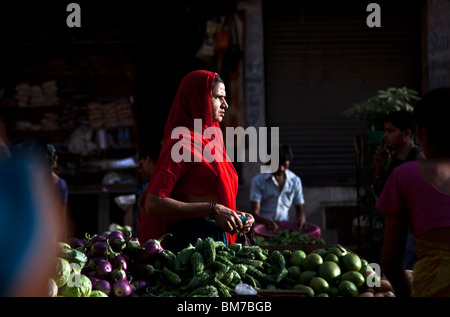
[138,70,254,252]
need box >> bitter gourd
[191,251,204,276]
[163,267,182,285]
[203,237,216,262]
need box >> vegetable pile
[49,227,389,297]
[254,230,326,246]
[50,226,174,297]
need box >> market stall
[50,223,403,298]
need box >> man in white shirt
[250,145,306,233]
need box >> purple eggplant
[124,237,143,256]
[130,263,156,280]
[140,233,172,261]
[91,241,109,256]
[112,279,132,297]
[90,255,107,266]
[108,231,124,240]
[92,234,107,243]
[108,231,126,252]
[94,279,111,296]
[85,255,106,272]
[96,260,112,280]
[131,280,150,293]
[88,275,99,289]
[67,237,84,249]
[111,262,127,282]
[111,254,128,272]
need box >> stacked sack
[14,81,60,108]
[40,112,60,131]
[87,102,104,130]
[87,101,135,130]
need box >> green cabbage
[59,274,92,297]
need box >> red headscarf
[138,70,238,245]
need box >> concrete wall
[300,187,358,245]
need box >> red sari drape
[138,70,238,245]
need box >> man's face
[276,161,290,173]
[383,121,408,151]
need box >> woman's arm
[380,213,413,297]
[145,193,244,233]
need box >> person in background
[45,143,69,240]
[1,141,61,296]
[45,143,68,216]
[139,70,254,252]
[10,140,68,239]
[372,110,426,270]
[249,144,306,233]
[0,117,11,159]
[377,87,450,297]
[133,142,162,237]
[373,110,426,197]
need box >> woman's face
[211,82,228,123]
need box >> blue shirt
[249,169,305,221]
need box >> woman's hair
[214,73,224,86]
[414,86,450,156]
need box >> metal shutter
[263,1,422,185]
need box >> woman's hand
[236,211,255,232]
[213,204,244,233]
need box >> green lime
[289,250,306,267]
[301,253,323,271]
[318,261,341,282]
[326,246,347,258]
[338,280,359,297]
[309,277,330,295]
[328,286,340,297]
[324,253,339,264]
[315,293,329,297]
[361,258,368,267]
[299,270,318,285]
[311,248,327,258]
[360,264,374,277]
[293,284,315,297]
[288,265,302,279]
[341,253,362,272]
[341,271,365,288]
